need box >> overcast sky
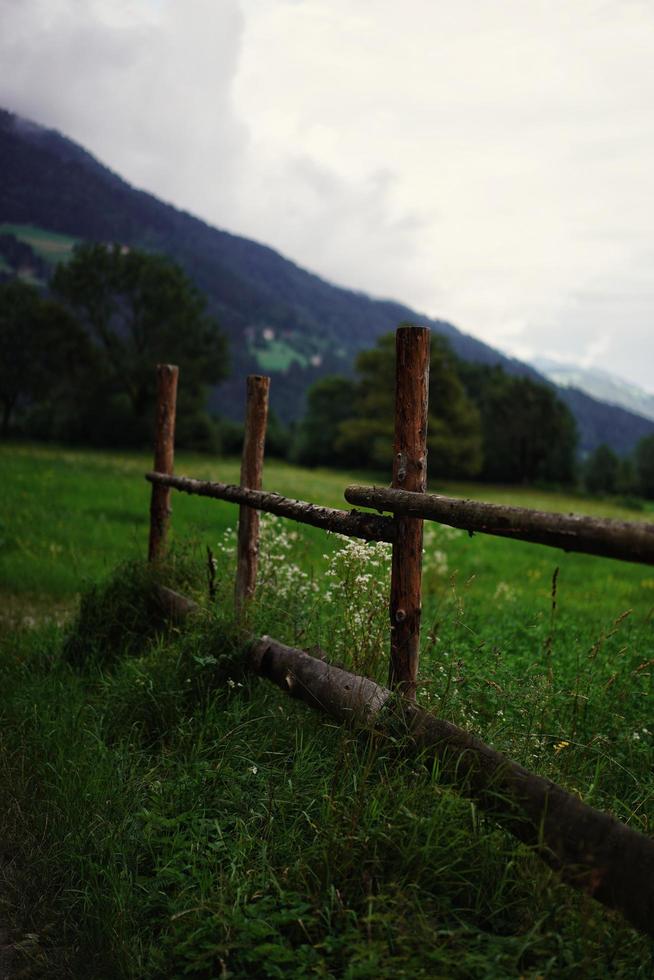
[2,0,654,391]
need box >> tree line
[293,337,654,497]
[3,241,654,498]
[0,242,228,447]
[293,332,577,485]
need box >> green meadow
[0,223,79,265]
[1,443,653,977]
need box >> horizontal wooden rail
[146,472,395,543]
[344,485,654,566]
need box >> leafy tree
[293,376,360,467]
[616,455,639,496]
[584,443,619,494]
[52,243,228,443]
[265,410,293,459]
[337,331,482,477]
[0,279,91,435]
[635,434,654,499]
[459,364,577,484]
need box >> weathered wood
[235,375,270,612]
[146,471,395,543]
[250,635,390,724]
[344,485,654,567]
[148,364,178,561]
[389,326,430,698]
[249,635,654,938]
[153,584,199,621]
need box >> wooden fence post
[235,375,270,613]
[148,363,178,561]
[389,326,430,698]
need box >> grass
[0,223,79,264]
[251,339,309,372]
[0,443,653,976]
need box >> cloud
[1,0,654,392]
[0,0,432,307]
[0,0,248,217]
[579,334,612,370]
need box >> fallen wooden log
[344,485,654,566]
[146,472,395,543]
[249,635,654,937]
[153,584,200,622]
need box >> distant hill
[532,358,654,424]
[1,106,653,455]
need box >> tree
[293,376,360,467]
[337,331,483,477]
[635,434,654,499]
[584,443,619,495]
[0,279,90,435]
[616,455,639,496]
[52,243,228,443]
[459,365,577,484]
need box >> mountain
[1,107,653,456]
[532,358,654,425]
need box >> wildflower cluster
[257,514,320,611]
[214,516,320,639]
[322,535,392,676]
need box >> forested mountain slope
[1,107,652,453]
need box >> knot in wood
[395,608,407,623]
[395,451,408,484]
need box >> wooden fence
[146,325,654,696]
[143,325,654,936]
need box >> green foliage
[293,376,360,467]
[62,551,205,669]
[307,332,483,476]
[297,333,577,484]
[426,334,483,476]
[265,409,293,459]
[0,279,92,435]
[616,455,639,497]
[460,364,578,484]
[584,443,619,494]
[214,410,291,460]
[52,242,229,446]
[0,231,49,281]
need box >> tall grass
[1,446,653,976]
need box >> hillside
[533,357,654,424]
[1,107,652,454]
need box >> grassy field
[0,223,79,265]
[1,443,653,977]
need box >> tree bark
[343,485,654,566]
[389,326,430,698]
[145,472,395,543]
[235,376,270,613]
[148,364,178,561]
[249,635,654,938]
